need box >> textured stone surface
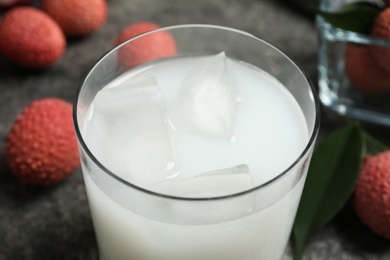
[0,0,389,259]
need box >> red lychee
[345,44,390,93]
[41,0,107,37]
[0,0,30,9]
[370,8,390,73]
[0,7,66,69]
[114,22,177,69]
[6,98,80,186]
[354,151,390,239]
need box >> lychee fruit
[370,8,390,73]
[354,151,390,239]
[6,98,80,186]
[0,0,30,9]
[0,7,66,69]
[345,44,390,93]
[41,0,107,37]
[114,22,177,69]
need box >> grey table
[1,0,389,259]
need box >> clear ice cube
[88,76,179,184]
[156,164,253,198]
[172,52,238,140]
[151,165,255,224]
[93,76,159,113]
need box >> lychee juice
[80,53,312,260]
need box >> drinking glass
[73,24,320,260]
[317,0,390,126]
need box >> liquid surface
[83,54,308,197]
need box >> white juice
[81,53,310,260]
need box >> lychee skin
[0,7,66,69]
[114,22,177,69]
[354,151,390,239]
[371,8,390,73]
[41,0,107,37]
[345,44,390,93]
[0,0,31,8]
[6,98,80,186]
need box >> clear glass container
[317,0,390,125]
[74,24,320,260]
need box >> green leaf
[293,123,366,260]
[314,2,382,34]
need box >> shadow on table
[0,152,61,203]
[333,199,390,254]
[277,0,318,18]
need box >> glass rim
[73,24,321,201]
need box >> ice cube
[155,164,253,198]
[87,76,179,185]
[172,52,238,140]
[93,76,159,113]
[152,164,254,224]
[196,164,249,178]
